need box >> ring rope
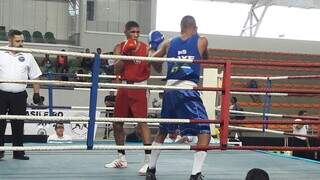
[27,105,161,111]
[1,145,320,151]
[0,145,191,151]
[0,47,193,63]
[210,56,315,64]
[4,79,320,94]
[1,114,320,124]
[220,109,320,120]
[231,75,320,80]
[206,64,320,72]
[0,79,196,90]
[209,48,320,58]
[239,102,320,109]
[232,82,320,90]
[2,47,320,67]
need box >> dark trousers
[289,137,313,159]
[0,90,27,156]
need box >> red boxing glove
[122,39,137,55]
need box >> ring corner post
[47,72,54,116]
[87,53,100,150]
[262,78,272,131]
[220,62,231,150]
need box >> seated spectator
[247,80,261,103]
[75,69,86,82]
[81,48,93,72]
[102,52,115,76]
[245,168,269,180]
[96,48,102,55]
[47,122,72,143]
[152,92,163,108]
[291,110,311,158]
[60,67,69,81]
[230,96,245,120]
[41,54,54,73]
[103,91,116,139]
[56,49,68,73]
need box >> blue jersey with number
[166,33,201,83]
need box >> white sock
[191,151,207,175]
[148,142,162,169]
[118,153,126,161]
[144,154,151,163]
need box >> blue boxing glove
[148,30,164,51]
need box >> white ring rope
[227,125,284,135]
[73,88,166,94]
[76,74,167,79]
[0,47,193,63]
[75,74,205,80]
[0,79,194,90]
[230,76,270,80]
[231,75,320,80]
[0,145,191,151]
[0,115,191,123]
[230,91,288,96]
[216,109,283,118]
[68,106,161,111]
[229,109,282,118]
[71,87,289,96]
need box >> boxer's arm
[113,44,124,74]
[150,40,170,73]
[198,36,208,60]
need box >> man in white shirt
[0,30,42,160]
[292,110,310,158]
[47,122,72,143]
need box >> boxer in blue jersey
[146,15,210,180]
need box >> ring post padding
[87,53,100,150]
[220,62,232,150]
[48,72,54,116]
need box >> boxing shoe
[189,172,204,180]
[105,154,128,168]
[13,155,29,160]
[145,167,156,180]
[138,154,151,175]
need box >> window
[87,1,94,21]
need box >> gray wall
[80,0,151,52]
[86,0,151,34]
[79,28,320,55]
[0,0,70,40]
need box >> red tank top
[120,41,150,82]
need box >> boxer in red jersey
[104,21,151,176]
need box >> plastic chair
[44,32,56,44]
[32,31,44,43]
[22,30,32,42]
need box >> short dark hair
[180,15,197,30]
[245,168,269,180]
[231,96,238,103]
[298,110,307,116]
[125,21,139,32]
[8,29,22,39]
[105,95,116,102]
[55,122,64,129]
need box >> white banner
[5,109,100,140]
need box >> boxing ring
[1,144,320,180]
[0,46,320,179]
